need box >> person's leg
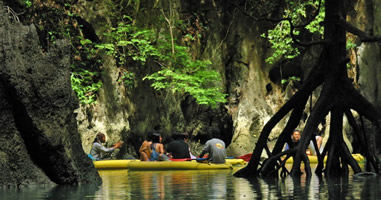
[158,154,169,161]
[140,152,149,161]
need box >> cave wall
[0,1,101,186]
[350,0,381,110]
[349,0,381,152]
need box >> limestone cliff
[0,1,101,186]
[1,0,380,187]
[73,0,287,158]
[73,0,381,158]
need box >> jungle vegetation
[6,0,381,178]
[234,0,381,178]
[9,0,226,108]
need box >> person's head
[182,132,189,141]
[172,132,182,140]
[151,132,161,143]
[212,127,221,139]
[94,132,106,143]
[291,130,301,143]
[172,132,188,140]
[146,131,154,141]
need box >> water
[1,167,381,200]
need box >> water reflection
[0,183,100,200]
[97,169,254,199]
[1,167,381,199]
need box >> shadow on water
[245,169,381,200]
[0,183,100,200]
[1,167,381,199]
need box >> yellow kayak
[127,160,232,170]
[284,153,365,164]
[93,158,247,170]
[93,159,134,169]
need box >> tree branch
[340,140,362,174]
[337,17,381,42]
[344,83,381,127]
[230,0,328,47]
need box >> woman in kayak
[89,132,123,160]
[139,131,153,161]
[150,133,169,161]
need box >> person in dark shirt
[166,132,191,159]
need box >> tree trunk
[235,0,381,178]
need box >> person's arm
[113,141,123,149]
[199,141,211,158]
[139,141,147,153]
[158,144,164,155]
[165,143,173,157]
[94,143,115,153]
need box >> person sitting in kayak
[199,128,226,164]
[139,131,153,161]
[89,132,123,161]
[166,132,191,159]
[284,130,301,150]
[150,133,169,161]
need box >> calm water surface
[1,166,381,199]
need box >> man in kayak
[284,129,301,150]
[199,128,226,164]
[166,132,191,159]
[89,132,123,160]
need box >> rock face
[74,0,237,157]
[72,0,285,158]
[351,0,381,152]
[0,2,101,187]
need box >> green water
[1,167,381,199]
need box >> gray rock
[0,2,101,187]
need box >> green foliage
[24,0,32,8]
[262,0,325,64]
[96,15,227,108]
[346,40,357,50]
[142,32,227,108]
[25,2,226,107]
[96,15,159,66]
[281,76,301,84]
[48,31,58,44]
[144,51,227,108]
[262,23,300,64]
[71,37,103,104]
[71,69,103,104]
[119,71,135,89]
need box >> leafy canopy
[96,15,227,108]
[262,0,325,64]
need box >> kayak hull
[93,159,247,170]
[284,153,365,163]
[127,160,232,170]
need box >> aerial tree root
[233,0,381,179]
[234,51,381,178]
